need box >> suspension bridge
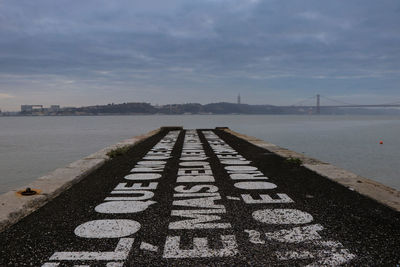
[288,94,400,114]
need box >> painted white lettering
[124,173,161,180]
[169,209,231,229]
[130,166,164,172]
[234,181,277,190]
[163,235,238,258]
[179,161,210,167]
[95,200,156,214]
[173,196,224,209]
[242,193,294,204]
[41,263,60,267]
[217,154,245,160]
[178,168,213,176]
[177,175,215,183]
[74,220,140,238]
[140,242,159,252]
[172,196,225,209]
[143,156,171,160]
[180,156,208,161]
[307,248,356,266]
[110,190,154,200]
[244,230,265,244]
[136,160,166,166]
[146,151,170,156]
[50,238,134,261]
[276,241,356,266]
[230,172,268,180]
[174,184,219,193]
[265,224,323,243]
[174,193,219,198]
[253,209,314,224]
[220,160,251,165]
[114,182,158,190]
[225,166,258,172]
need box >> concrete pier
[0,127,399,266]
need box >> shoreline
[2,113,400,117]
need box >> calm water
[0,115,399,194]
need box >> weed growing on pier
[107,146,130,158]
[285,157,303,166]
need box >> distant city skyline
[0,0,400,111]
[3,101,399,117]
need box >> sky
[0,0,400,111]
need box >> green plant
[285,157,302,166]
[107,146,130,158]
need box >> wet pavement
[0,128,399,266]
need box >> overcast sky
[0,0,399,110]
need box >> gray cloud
[0,0,399,110]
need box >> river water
[0,115,399,194]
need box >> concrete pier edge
[223,128,400,212]
[0,128,163,233]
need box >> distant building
[237,94,241,104]
[50,105,60,112]
[21,105,32,112]
[21,105,43,112]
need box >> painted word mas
[163,130,238,259]
[202,130,355,266]
[42,130,180,267]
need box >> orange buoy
[379,140,383,144]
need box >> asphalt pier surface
[0,128,399,266]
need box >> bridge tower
[316,94,320,114]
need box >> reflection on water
[0,115,399,193]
